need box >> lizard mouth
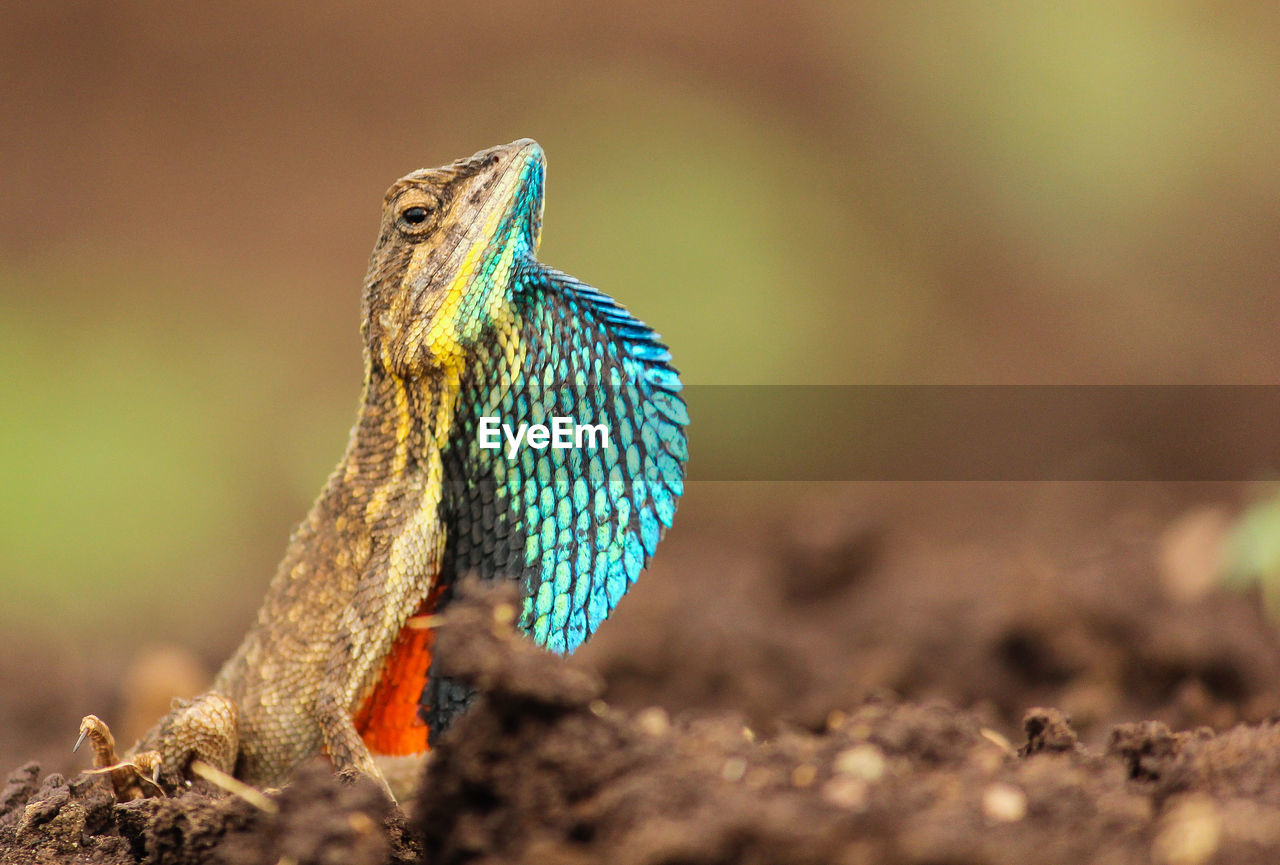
[442,138,545,259]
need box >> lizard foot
[78,692,241,801]
[75,715,164,802]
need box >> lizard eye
[393,189,441,235]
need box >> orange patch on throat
[353,585,446,756]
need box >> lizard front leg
[313,570,442,802]
[316,510,447,803]
[134,692,240,789]
[315,688,389,796]
[79,692,239,802]
[316,588,393,791]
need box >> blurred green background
[3,1,1280,643]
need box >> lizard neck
[339,361,459,530]
[212,361,460,703]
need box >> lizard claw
[131,750,166,797]
[76,715,117,763]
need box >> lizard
[77,138,688,802]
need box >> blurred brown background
[3,2,1280,764]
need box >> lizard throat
[340,369,461,756]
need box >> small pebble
[347,812,375,834]
[982,783,1027,823]
[635,707,670,737]
[834,744,886,781]
[792,764,817,787]
[721,758,747,782]
[822,776,869,810]
[1153,795,1221,865]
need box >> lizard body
[90,140,687,799]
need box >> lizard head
[362,138,546,378]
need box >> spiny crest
[389,139,688,741]
[441,259,687,657]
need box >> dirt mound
[414,590,1280,865]
[6,487,1280,863]
[580,487,1280,743]
[0,759,413,865]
